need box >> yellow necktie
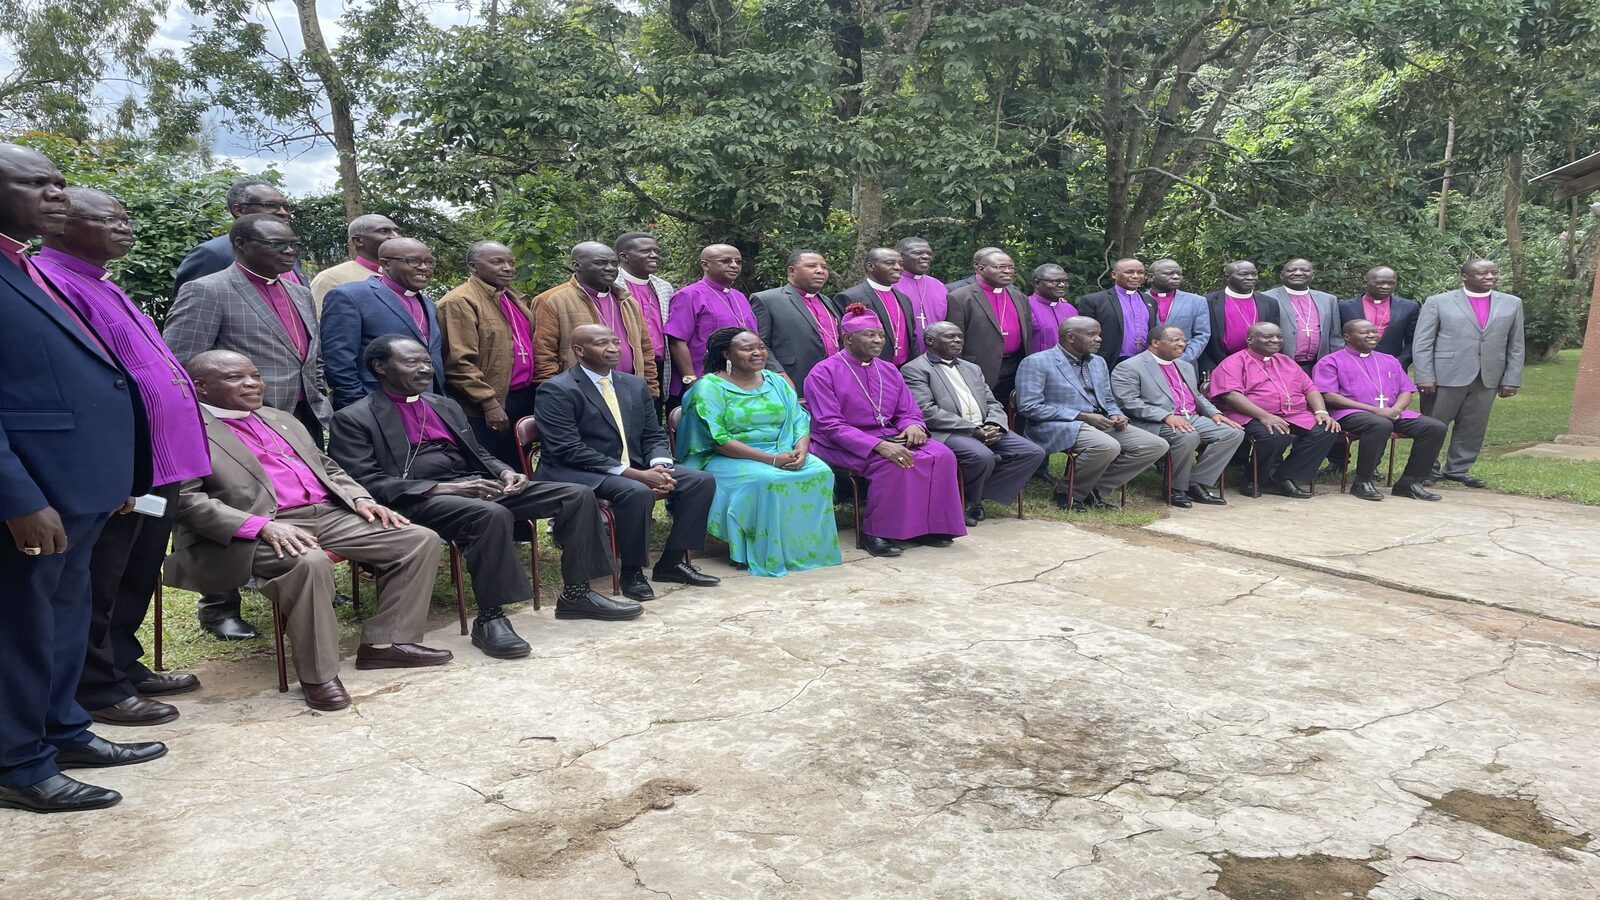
[597,376,626,442]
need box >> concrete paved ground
[5,497,1599,899]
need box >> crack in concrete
[613,845,675,898]
[978,548,1117,592]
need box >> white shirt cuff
[606,464,626,476]
[648,457,674,468]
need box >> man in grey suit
[1263,258,1340,374]
[902,323,1045,526]
[170,178,304,297]
[163,213,331,640]
[1145,259,1211,366]
[1015,317,1167,512]
[1111,325,1244,508]
[750,250,840,399]
[1413,259,1525,488]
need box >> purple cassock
[1208,349,1318,428]
[1466,292,1493,329]
[217,411,331,538]
[895,271,948,342]
[33,247,210,486]
[1114,285,1150,359]
[581,282,636,376]
[1312,349,1419,421]
[804,352,967,541]
[499,291,535,390]
[666,277,758,392]
[386,392,458,443]
[1027,293,1077,354]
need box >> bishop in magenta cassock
[1312,319,1445,502]
[1208,322,1340,499]
[804,304,966,558]
[893,236,949,345]
[1027,263,1077,354]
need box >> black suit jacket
[1200,291,1282,373]
[1075,288,1158,366]
[833,282,920,366]
[328,391,510,506]
[533,365,669,487]
[945,281,1033,389]
[1339,295,1420,369]
[750,284,840,397]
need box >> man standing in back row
[171,177,303,297]
[309,214,402,315]
[946,248,1032,400]
[436,241,537,466]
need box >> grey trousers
[1060,424,1168,500]
[944,430,1047,505]
[1146,416,1246,491]
[253,504,441,684]
[1420,382,1498,477]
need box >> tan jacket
[309,258,379,315]
[164,407,374,594]
[531,277,659,396]
[436,275,535,416]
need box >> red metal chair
[515,415,623,600]
[1335,431,1409,491]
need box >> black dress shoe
[913,535,955,547]
[1393,480,1442,501]
[134,672,200,696]
[1268,479,1314,499]
[1238,482,1265,498]
[1186,486,1227,506]
[963,505,980,528]
[620,570,656,602]
[1088,492,1119,511]
[200,616,260,641]
[332,592,353,609]
[1052,493,1089,513]
[1443,473,1488,489]
[1169,493,1193,509]
[471,614,531,659]
[0,773,120,813]
[860,534,903,557]
[652,562,721,587]
[89,695,179,727]
[54,735,168,769]
[1349,480,1384,501]
[555,586,644,621]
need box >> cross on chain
[170,368,190,398]
[1375,392,1389,407]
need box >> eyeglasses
[246,238,305,252]
[238,200,296,214]
[1036,277,1068,285]
[384,257,437,269]
[68,214,137,231]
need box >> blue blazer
[1339,295,1420,369]
[170,233,305,300]
[1014,346,1124,454]
[319,276,446,409]
[0,260,144,519]
[1162,290,1211,366]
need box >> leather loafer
[620,570,656,602]
[54,735,167,769]
[1089,490,1119,510]
[1169,493,1193,509]
[1053,494,1089,513]
[472,615,531,659]
[652,562,721,587]
[1238,482,1264,498]
[914,535,955,547]
[0,773,120,813]
[1394,480,1442,501]
[355,643,453,669]
[555,587,644,621]
[1269,479,1313,500]
[134,672,200,696]
[301,678,351,711]
[963,505,980,528]
[200,615,260,641]
[89,695,179,727]
[1186,486,1226,506]
[1349,480,1384,502]
[860,534,902,557]
[1443,474,1488,489]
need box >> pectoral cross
[1302,322,1315,337]
[916,310,928,329]
[1375,393,1389,407]
[515,346,529,363]
[875,413,889,426]
[170,369,190,398]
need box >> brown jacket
[437,275,535,416]
[531,277,659,396]
[164,407,377,594]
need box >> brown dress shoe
[88,695,179,727]
[134,672,201,696]
[354,643,454,670]
[301,678,351,711]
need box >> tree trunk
[292,0,364,219]
[849,175,884,281]
[1102,49,1130,261]
[1436,115,1455,232]
[1504,148,1525,295]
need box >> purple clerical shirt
[238,263,310,358]
[895,272,948,343]
[1220,292,1259,355]
[1157,360,1197,416]
[801,291,839,356]
[1312,348,1419,421]
[870,285,910,365]
[665,277,758,389]
[1284,290,1321,362]
[380,275,429,339]
[1360,294,1391,335]
[1027,294,1077,355]
[1209,349,1318,429]
[1150,290,1176,323]
[981,283,1023,354]
[1466,292,1492,329]
[1114,285,1150,359]
[386,393,457,444]
[583,282,635,376]
[34,248,210,486]
[621,276,666,360]
[499,292,535,390]
[222,412,331,538]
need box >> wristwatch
[681,375,697,386]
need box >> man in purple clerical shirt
[893,236,948,343]
[436,241,538,466]
[171,178,304,298]
[1208,322,1339,499]
[1263,257,1340,372]
[1201,260,1281,375]
[750,249,841,398]
[834,247,918,368]
[665,243,759,400]
[1314,320,1445,502]
[945,248,1033,400]
[615,232,675,411]
[1074,258,1156,366]
[1026,264,1077,355]
[35,187,211,727]
[1144,259,1211,366]
[320,237,448,409]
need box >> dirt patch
[482,777,699,880]
[1425,789,1593,854]
[1210,852,1386,899]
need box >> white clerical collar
[1285,288,1311,296]
[402,394,421,403]
[236,262,281,285]
[866,279,893,292]
[796,289,817,300]
[909,273,924,280]
[980,282,1005,293]
[1465,290,1491,299]
[1154,356,1176,366]
[201,403,252,420]
[620,270,651,285]
[1224,289,1253,300]
[1358,351,1371,358]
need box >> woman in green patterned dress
[676,328,842,576]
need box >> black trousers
[1242,420,1338,486]
[78,482,180,709]
[994,352,1025,410]
[0,512,107,788]
[1338,412,1448,483]
[589,467,715,568]
[468,386,538,469]
[400,480,615,598]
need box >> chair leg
[527,519,541,612]
[852,477,863,549]
[1340,436,1351,493]
[600,507,622,595]
[272,597,288,694]
[1016,487,1025,520]
[449,543,468,636]
[1163,450,1173,503]
[1066,454,1076,506]
[1386,434,1399,486]
[350,561,362,619]
[152,584,164,673]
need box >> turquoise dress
[677,372,843,577]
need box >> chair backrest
[1007,390,1018,431]
[514,415,540,476]
[666,406,682,456]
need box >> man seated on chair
[165,351,449,712]
[1110,325,1244,508]
[330,335,628,655]
[805,304,966,557]
[1208,322,1341,499]
[901,322,1045,527]
[1312,320,1445,502]
[535,324,720,602]
[1015,317,1167,512]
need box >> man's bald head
[570,241,620,291]
[187,350,265,411]
[379,238,435,292]
[1361,266,1398,300]
[1060,315,1102,355]
[698,243,743,286]
[1223,260,1260,292]
[0,142,68,240]
[47,187,132,266]
[970,246,1001,267]
[571,323,623,372]
[348,214,401,261]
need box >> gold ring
[22,546,43,556]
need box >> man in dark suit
[750,249,840,398]
[945,248,1033,400]
[945,246,1000,291]
[320,237,446,409]
[0,143,164,814]
[1339,266,1420,369]
[330,335,628,642]
[1201,260,1281,374]
[170,177,304,297]
[535,325,720,602]
[833,247,919,368]
[1075,258,1158,367]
